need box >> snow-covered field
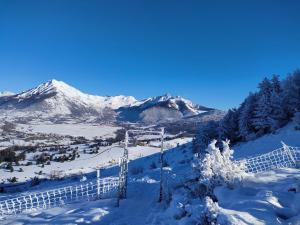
[0,137,192,183]
[1,144,116,183]
[16,123,121,140]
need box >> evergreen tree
[252,78,273,135]
[195,139,246,195]
[193,121,219,154]
[269,75,287,130]
[282,70,300,117]
[218,109,239,143]
[238,93,257,141]
[193,70,300,153]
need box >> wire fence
[240,145,300,173]
[0,177,119,217]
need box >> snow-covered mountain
[0,79,220,125]
[0,79,136,120]
[117,94,214,124]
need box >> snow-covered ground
[1,142,197,225]
[0,137,192,183]
[215,168,300,225]
[3,138,299,225]
[1,122,300,225]
[16,123,121,140]
[150,137,192,149]
[234,122,300,159]
[0,144,148,183]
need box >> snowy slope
[1,142,198,225]
[1,137,300,224]
[233,122,300,159]
[215,168,300,225]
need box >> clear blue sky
[0,0,300,110]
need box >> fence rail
[240,145,300,173]
[0,177,119,217]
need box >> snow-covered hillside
[234,122,300,159]
[1,137,300,225]
[1,141,198,225]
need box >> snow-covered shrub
[194,139,246,195]
[200,196,220,225]
[221,140,246,186]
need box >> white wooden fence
[240,144,300,173]
[0,177,119,217]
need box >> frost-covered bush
[194,139,246,195]
[200,196,220,225]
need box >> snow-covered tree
[194,70,300,159]
[221,139,246,185]
[282,70,300,117]
[192,121,219,154]
[269,75,287,130]
[252,78,273,135]
[218,109,239,143]
[196,140,246,194]
[238,92,257,141]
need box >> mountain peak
[47,79,65,87]
[18,79,85,99]
[43,79,76,92]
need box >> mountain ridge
[0,79,222,125]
